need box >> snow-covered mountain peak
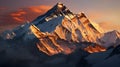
[33,2,74,25]
[99,30,120,48]
[56,2,64,8]
[111,30,120,37]
[29,3,106,55]
[104,30,120,39]
[1,3,111,56]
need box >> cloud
[12,17,24,22]
[9,5,51,23]
[98,22,120,32]
[29,5,51,13]
[0,5,51,32]
[10,10,27,22]
[11,11,26,16]
[0,5,51,24]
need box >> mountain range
[0,2,120,67]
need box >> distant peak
[112,30,120,35]
[56,2,65,10]
[57,3,64,8]
[109,30,120,34]
[112,30,119,33]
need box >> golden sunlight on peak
[90,20,104,33]
[57,3,63,8]
[84,45,106,53]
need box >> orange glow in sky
[0,0,120,32]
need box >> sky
[0,0,120,32]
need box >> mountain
[99,30,120,48]
[0,2,120,67]
[0,22,31,40]
[90,21,104,33]
[0,3,120,55]
[29,3,106,55]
